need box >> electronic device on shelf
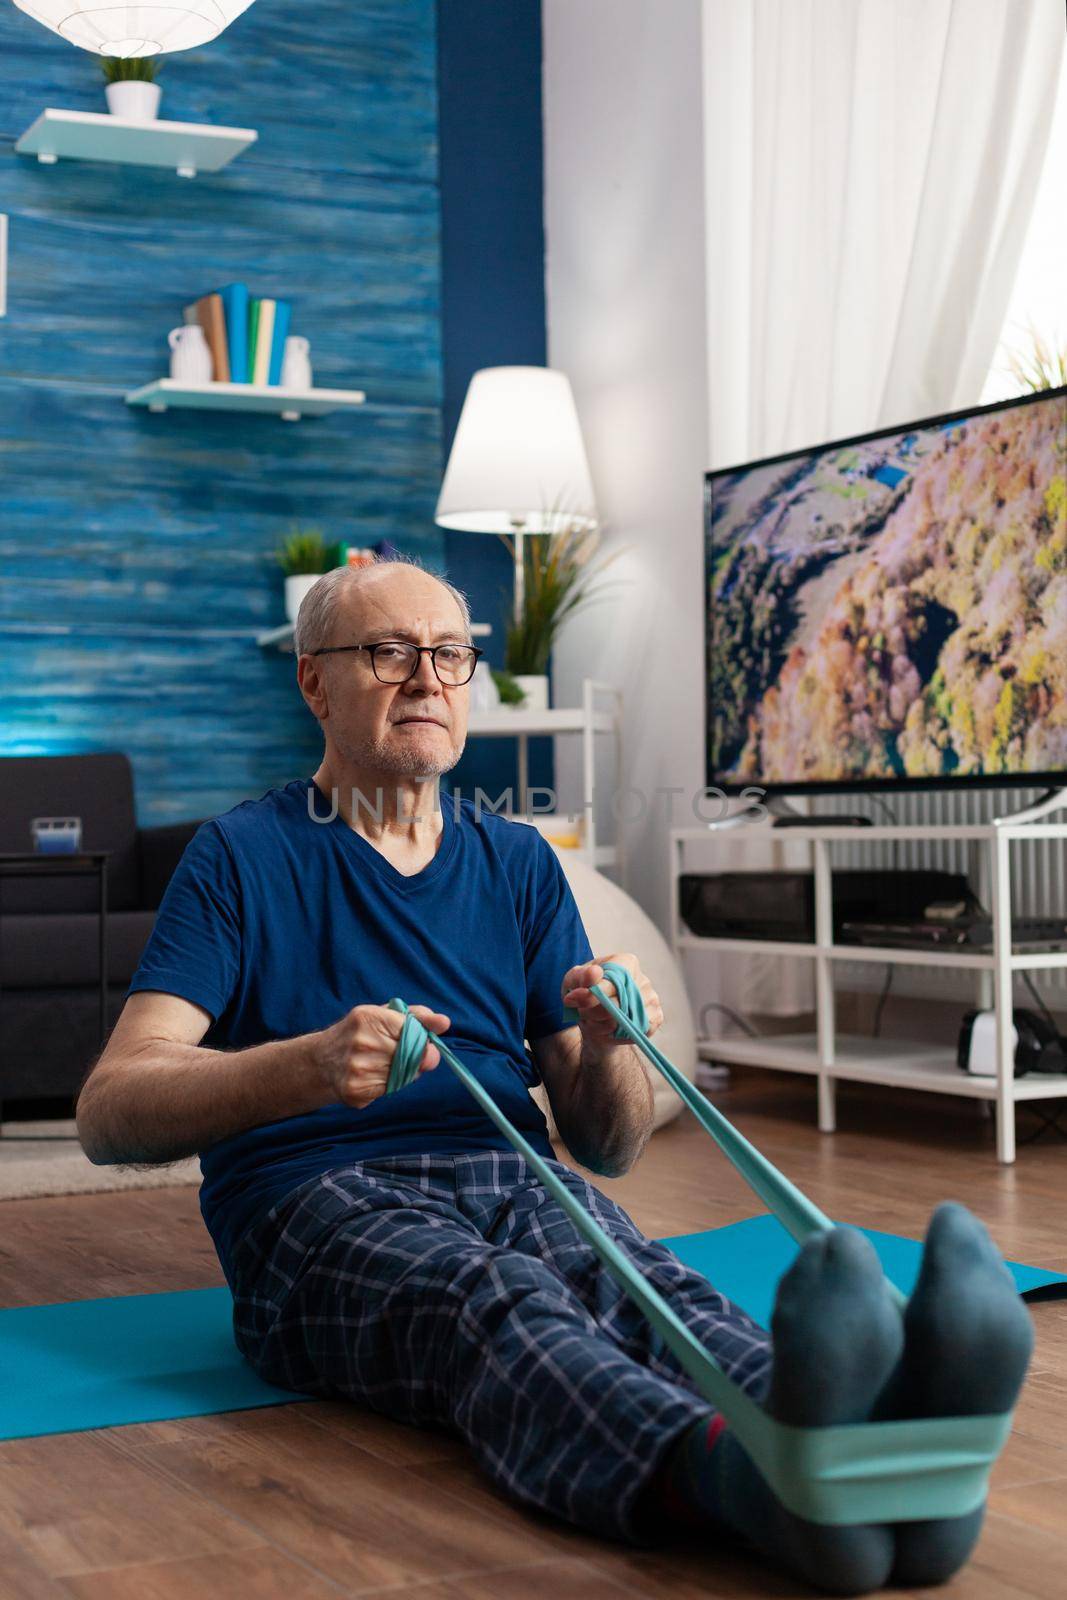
[771,814,873,828]
[678,869,974,943]
[703,384,1067,804]
[958,1008,1067,1077]
[840,915,1067,952]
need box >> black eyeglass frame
[308,640,485,685]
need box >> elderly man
[77,559,1031,1596]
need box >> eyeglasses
[309,639,484,686]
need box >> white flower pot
[105,82,162,122]
[285,573,322,626]
[512,674,549,712]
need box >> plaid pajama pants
[229,1150,772,1544]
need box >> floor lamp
[434,366,598,630]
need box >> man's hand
[531,953,663,1178]
[561,953,664,1058]
[316,1004,450,1108]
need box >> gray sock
[711,1227,902,1595]
[872,1202,1034,1587]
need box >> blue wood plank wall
[436,0,553,807]
[0,0,445,823]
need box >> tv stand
[992,787,1067,827]
[669,815,1067,1164]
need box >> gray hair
[292,555,473,657]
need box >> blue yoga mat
[665,1214,1067,1331]
[2,1214,1063,1442]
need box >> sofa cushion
[0,753,140,912]
[0,910,156,988]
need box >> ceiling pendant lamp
[12,2,258,57]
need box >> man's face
[301,568,471,787]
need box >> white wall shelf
[15,109,257,178]
[126,380,366,422]
[466,704,616,737]
[256,620,492,652]
[669,816,1067,1163]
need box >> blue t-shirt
[128,779,594,1287]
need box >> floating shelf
[466,705,616,736]
[257,621,492,651]
[15,109,257,178]
[126,379,367,422]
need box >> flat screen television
[705,386,1067,796]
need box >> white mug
[168,323,213,384]
[280,335,312,391]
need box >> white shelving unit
[126,379,366,422]
[15,109,257,178]
[467,678,622,874]
[669,816,1067,1163]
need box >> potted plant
[998,324,1067,393]
[277,528,334,625]
[501,518,621,711]
[490,668,526,706]
[102,55,162,122]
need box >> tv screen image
[705,387,1067,793]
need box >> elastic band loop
[381,978,1013,1524]
[562,959,649,1040]
[384,997,427,1095]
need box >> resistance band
[384,966,1014,1526]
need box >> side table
[0,851,110,1140]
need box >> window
[981,54,1067,403]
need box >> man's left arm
[530,953,664,1178]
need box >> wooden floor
[1,1071,1065,1599]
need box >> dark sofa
[0,753,200,1113]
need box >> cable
[865,794,898,824]
[699,1001,759,1039]
[1015,1102,1067,1145]
[1020,971,1063,1038]
[872,965,894,1037]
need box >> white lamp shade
[435,366,597,534]
[12,1,257,55]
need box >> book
[247,298,261,383]
[267,298,291,385]
[197,292,230,382]
[181,293,229,381]
[252,298,275,386]
[215,282,249,384]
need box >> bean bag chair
[530,849,696,1135]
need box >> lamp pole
[510,515,527,627]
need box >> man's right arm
[76,990,449,1166]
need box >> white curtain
[702,0,1064,465]
[699,0,1063,1020]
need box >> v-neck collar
[305,777,457,895]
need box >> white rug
[0,1121,201,1201]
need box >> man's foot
[660,1227,902,1595]
[873,1202,1034,1587]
